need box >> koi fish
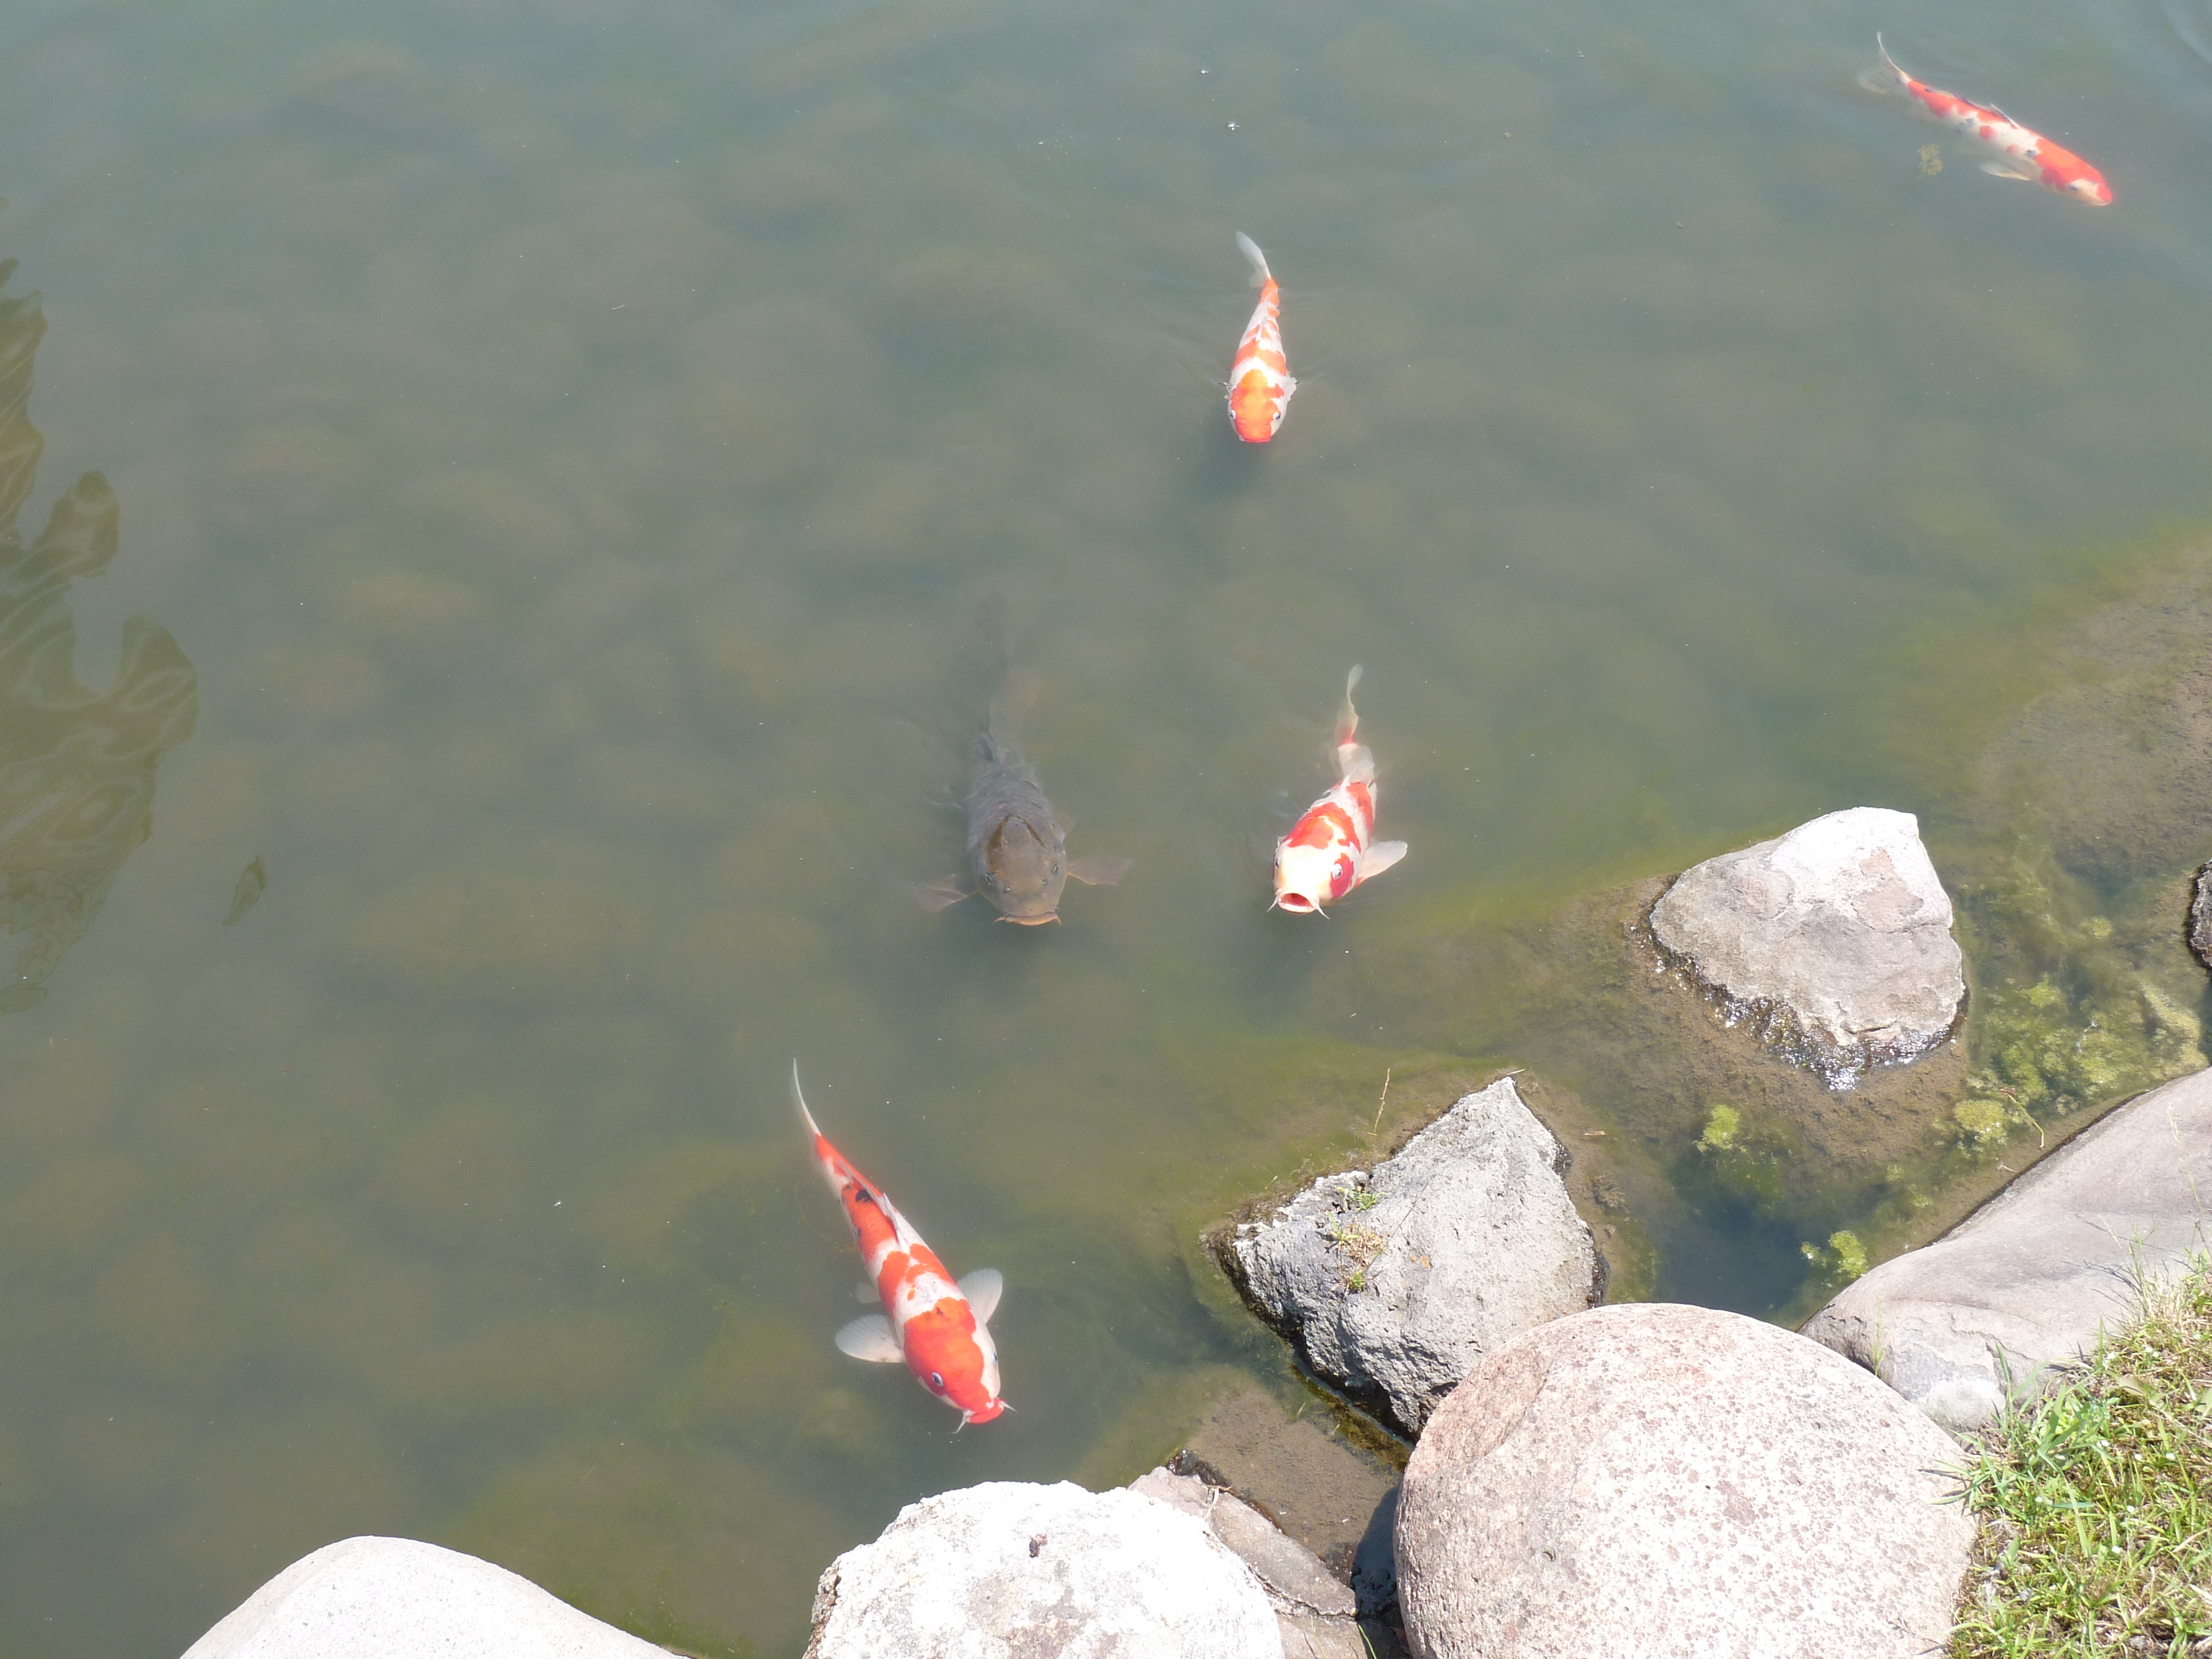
[1864,35,2112,205]
[792,1062,1007,1426]
[1272,666,1407,915]
[1227,232,1296,443]
[920,667,1129,925]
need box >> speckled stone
[1394,1303,1972,1659]
[806,1481,1281,1659]
[1649,807,1965,1088]
[179,1536,671,1658]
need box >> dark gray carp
[920,672,1128,925]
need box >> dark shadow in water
[1176,406,1279,508]
[1647,1198,1816,1315]
[0,258,197,1013]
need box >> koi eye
[930,1371,946,1389]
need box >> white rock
[806,1480,1282,1659]
[1803,1063,2212,1430]
[1649,806,1966,1087]
[1394,1303,1973,1659]
[1223,1078,1599,1436]
[180,1536,669,1659]
[1126,1468,1363,1659]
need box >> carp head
[982,815,1065,925]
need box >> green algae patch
[1800,1230,1869,1290]
[1683,1099,1801,1220]
[1696,1103,1741,1153]
[1952,857,2204,1125]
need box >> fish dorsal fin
[834,1313,905,1363]
[1360,841,1409,881]
[959,1267,1004,1323]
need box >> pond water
[4,0,2212,1651]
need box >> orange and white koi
[1227,232,1296,442]
[792,1062,1006,1426]
[1272,667,1407,915]
[1864,35,2112,205]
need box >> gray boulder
[1220,1078,1599,1437]
[1395,1303,1972,1659]
[806,1480,1281,1659]
[1128,1467,1363,1659]
[1803,1064,2212,1430]
[179,1536,670,1658]
[1649,806,1966,1088]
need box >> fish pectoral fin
[1359,841,1410,880]
[834,1313,905,1363]
[1979,160,2034,181]
[917,875,974,912]
[1065,854,1131,888]
[958,1267,1004,1323]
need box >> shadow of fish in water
[223,855,266,924]
[918,668,1127,925]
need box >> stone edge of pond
[1202,1073,1605,1442]
[1641,806,1971,1093]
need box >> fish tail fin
[979,593,1014,676]
[1333,665,1364,753]
[1863,32,1907,93]
[988,666,1040,749]
[1234,231,1271,289]
[791,1058,823,1141]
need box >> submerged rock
[1167,1375,1401,1588]
[1129,1467,1364,1659]
[179,1536,669,1658]
[1648,806,1965,1088]
[1218,1077,1600,1438]
[805,1480,1280,1659]
[1803,1063,2212,1431]
[1394,1303,1973,1659]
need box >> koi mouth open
[998,913,1061,926]
[1274,892,1322,914]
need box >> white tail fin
[1234,231,1271,288]
[1333,665,1364,753]
[791,1058,822,1139]
[1863,32,1908,93]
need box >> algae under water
[3,0,2212,1652]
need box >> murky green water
[6,0,2212,1651]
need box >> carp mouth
[997,912,1061,926]
[1274,892,1318,914]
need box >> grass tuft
[1950,1255,2212,1657]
